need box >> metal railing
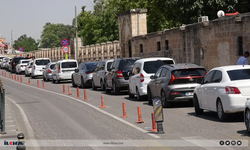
[0,78,6,134]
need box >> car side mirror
[199,79,204,84]
[42,67,45,69]
[107,68,111,72]
[75,68,79,72]
[150,75,156,79]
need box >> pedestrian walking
[237,51,249,65]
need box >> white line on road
[6,96,41,150]
[3,76,161,139]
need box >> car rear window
[143,60,174,73]
[22,61,30,64]
[172,68,206,77]
[61,62,77,68]
[50,64,55,69]
[107,62,112,70]
[35,60,50,65]
[86,62,98,70]
[227,69,250,81]
[119,59,137,70]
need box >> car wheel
[92,80,97,90]
[80,77,85,88]
[136,88,142,100]
[100,80,105,91]
[245,108,250,133]
[161,90,171,108]
[128,86,134,98]
[217,99,228,121]
[43,76,47,82]
[105,81,111,94]
[72,78,77,87]
[113,81,120,95]
[193,95,203,115]
[148,88,152,105]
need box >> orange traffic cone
[77,87,80,98]
[137,107,144,123]
[100,95,105,108]
[122,102,128,117]
[84,90,88,100]
[68,86,72,95]
[42,81,45,89]
[37,80,39,87]
[28,78,31,85]
[151,112,157,131]
[63,85,65,93]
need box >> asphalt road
[0,70,249,150]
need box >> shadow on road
[236,130,250,137]
[188,111,244,123]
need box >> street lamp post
[75,6,79,61]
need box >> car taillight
[168,74,175,85]
[28,66,31,68]
[170,92,179,95]
[85,71,93,74]
[225,86,241,94]
[140,73,144,82]
[33,66,35,70]
[13,61,15,66]
[20,65,23,67]
[47,69,52,73]
[58,68,61,73]
[117,70,123,77]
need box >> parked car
[245,100,250,134]
[1,57,8,69]
[6,58,12,71]
[31,58,51,78]
[43,62,56,81]
[105,58,139,94]
[148,63,206,107]
[25,61,33,77]
[52,59,78,83]
[128,57,175,100]
[0,56,5,68]
[72,62,98,88]
[10,57,30,73]
[194,65,250,121]
[92,60,114,90]
[16,59,32,74]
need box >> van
[31,58,51,78]
[51,59,78,83]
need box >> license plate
[185,92,193,96]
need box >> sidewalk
[0,99,19,149]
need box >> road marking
[3,76,161,139]
[6,96,40,150]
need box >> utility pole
[75,6,78,61]
[11,30,14,54]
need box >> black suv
[147,63,206,107]
[10,57,30,73]
[105,58,139,94]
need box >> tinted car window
[143,60,174,74]
[107,62,112,70]
[212,71,222,83]
[160,68,168,77]
[203,70,215,84]
[62,62,77,68]
[85,63,98,70]
[35,60,50,65]
[22,61,30,64]
[50,64,55,69]
[172,69,206,77]
[119,59,137,70]
[227,69,250,81]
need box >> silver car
[92,60,114,90]
[72,62,98,88]
[43,62,56,81]
[25,61,33,77]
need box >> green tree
[13,34,38,52]
[40,23,74,48]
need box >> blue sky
[0,0,94,43]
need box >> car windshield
[50,64,56,69]
[35,60,50,65]
[119,59,137,71]
[227,69,250,81]
[143,60,174,73]
[86,62,98,70]
[172,68,206,77]
[107,62,112,70]
[62,62,77,68]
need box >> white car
[128,57,175,100]
[1,57,8,69]
[16,59,32,74]
[6,58,12,71]
[25,61,33,76]
[52,59,78,83]
[31,58,51,78]
[245,100,250,134]
[193,65,250,121]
